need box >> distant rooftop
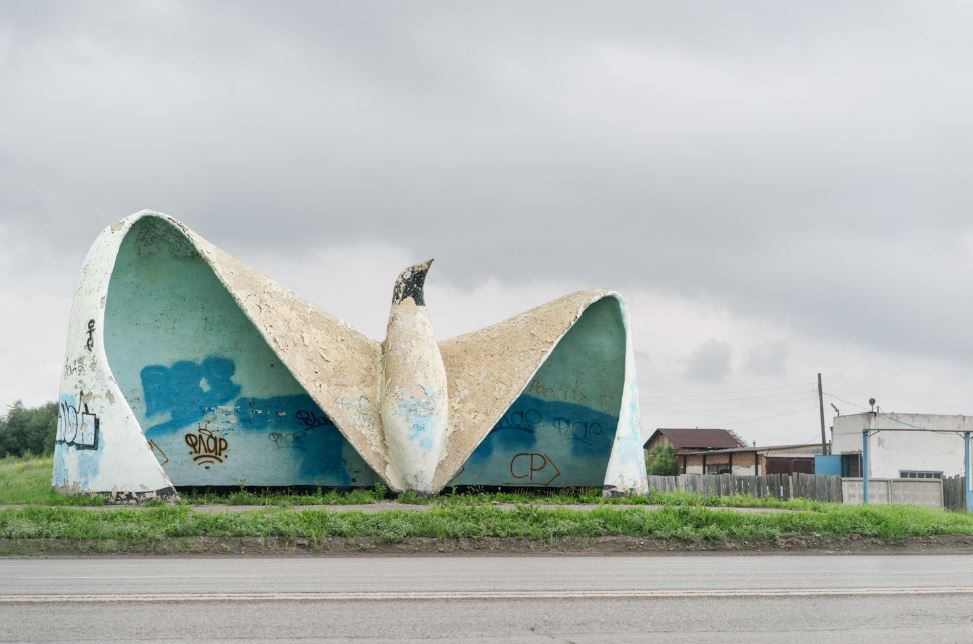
[678,443,824,456]
[644,427,746,451]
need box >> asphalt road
[2,555,972,642]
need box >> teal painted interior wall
[451,298,626,488]
[103,218,378,487]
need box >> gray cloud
[684,339,732,383]
[746,340,789,377]
[2,1,973,414]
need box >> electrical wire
[640,382,815,399]
[877,413,927,430]
[823,393,869,410]
[640,388,817,406]
[647,405,820,427]
[642,394,818,414]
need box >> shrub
[646,444,678,476]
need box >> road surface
[2,555,972,642]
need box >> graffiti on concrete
[295,409,330,430]
[495,408,542,434]
[184,425,229,468]
[552,416,603,446]
[453,394,619,487]
[85,319,95,352]
[269,432,306,451]
[140,356,241,433]
[509,452,560,485]
[56,391,99,450]
[147,439,169,466]
[235,394,336,431]
[57,214,646,498]
[527,378,588,404]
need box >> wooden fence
[646,473,843,503]
[943,475,969,512]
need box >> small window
[705,464,731,475]
[899,470,943,479]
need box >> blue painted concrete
[452,298,626,488]
[103,218,378,487]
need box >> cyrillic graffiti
[528,378,588,404]
[495,409,541,433]
[509,452,560,485]
[184,425,229,468]
[552,417,603,446]
[56,392,99,450]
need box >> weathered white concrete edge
[603,295,649,495]
[54,216,175,499]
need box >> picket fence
[646,473,843,503]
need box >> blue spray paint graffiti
[235,394,353,484]
[457,394,619,487]
[140,356,241,434]
[54,392,104,486]
[235,394,337,431]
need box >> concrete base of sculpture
[54,212,648,500]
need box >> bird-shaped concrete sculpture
[54,212,648,501]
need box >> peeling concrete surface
[55,211,648,499]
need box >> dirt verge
[3,534,973,556]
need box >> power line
[877,413,926,430]
[643,394,818,414]
[823,393,869,410]
[640,382,815,399]
[690,405,820,427]
[729,405,821,425]
[640,388,817,406]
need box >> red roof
[644,428,746,450]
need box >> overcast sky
[2,1,972,445]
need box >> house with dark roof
[644,428,825,474]
[642,428,745,474]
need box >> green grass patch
[0,455,103,506]
[1,503,972,546]
[0,455,828,510]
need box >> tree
[646,444,678,476]
[0,401,58,458]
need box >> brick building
[678,443,824,475]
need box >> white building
[832,412,973,479]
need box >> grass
[1,503,972,546]
[3,454,972,550]
[1,455,828,510]
[0,455,104,506]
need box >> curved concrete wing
[436,292,648,495]
[55,212,387,497]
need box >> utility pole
[817,373,828,455]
